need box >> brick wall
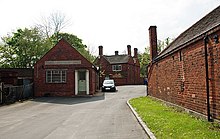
[34,39,97,97]
[148,30,220,120]
[97,56,141,86]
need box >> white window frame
[46,70,67,83]
[112,65,122,71]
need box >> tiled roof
[104,55,130,64]
[156,5,220,60]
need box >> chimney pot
[99,45,103,56]
[127,45,131,56]
[115,51,119,55]
[134,48,138,58]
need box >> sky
[0,0,220,56]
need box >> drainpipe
[204,36,211,122]
[146,65,149,96]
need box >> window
[112,65,122,71]
[46,70,66,83]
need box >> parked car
[102,79,116,92]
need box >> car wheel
[113,88,116,92]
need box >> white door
[75,70,89,95]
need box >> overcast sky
[0,0,220,55]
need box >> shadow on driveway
[31,93,105,105]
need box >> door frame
[75,70,89,95]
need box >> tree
[0,40,17,68]
[35,12,95,62]
[138,37,174,77]
[138,47,150,77]
[0,30,95,68]
[157,37,174,53]
[50,33,95,62]
[36,12,70,40]
[0,11,96,68]
[0,28,50,68]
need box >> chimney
[134,48,138,58]
[127,45,131,56]
[99,45,103,56]
[115,51,119,55]
[149,26,158,61]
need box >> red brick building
[34,39,98,97]
[147,6,220,121]
[94,45,141,86]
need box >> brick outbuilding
[147,6,220,120]
[0,68,33,86]
[34,39,98,97]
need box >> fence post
[0,82,3,104]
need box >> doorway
[75,70,89,95]
[78,71,86,95]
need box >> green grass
[129,97,220,139]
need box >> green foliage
[50,33,95,62]
[0,28,50,68]
[138,37,174,77]
[0,30,95,68]
[158,37,174,53]
[0,11,95,68]
[138,47,150,77]
[129,97,220,139]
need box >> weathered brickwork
[98,60,139,86]
[94,46,141,86]
[148,30,220,120]
[34,39,97,97]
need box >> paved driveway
[0,85,148,139]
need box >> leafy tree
[138,47,150,77]
[0,40,17,68]
[157,37,174,53]
[0,28,50,68]
[36,12,95,62]
[50,32,95,62]
[138,37,174,77]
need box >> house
[147,6,220,121]
[94,45,141,86]
[34,39,98,97]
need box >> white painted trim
[86,70,89,95]
[75,70,78,95]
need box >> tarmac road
[0,85,148,139]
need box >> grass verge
[129,97,220,139]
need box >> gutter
[154,24,220,63]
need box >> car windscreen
[103,80,114,84]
